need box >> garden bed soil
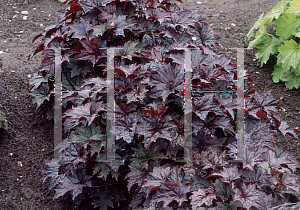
[0,0,299,209]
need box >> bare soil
[0,0,299,209]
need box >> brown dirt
[0,0,299,209]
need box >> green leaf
[294,32,300,38]
[246,13,265,40]
[291,61,300,76]
[277,39,300,70]
[115,41,142,60]
[91,188,114,210]
[132,144,167,170]
[216,201,242,210]
[213,179,230,200]
[272,64,286,83]
[94,162,120,180]
[71,123,106,154]
[264,0,289,20]
[248,27,267,49]
[282,70,300,89]
[286,0,300,15]
[91,23,110,37]
[29,73,48,91]
[66,60,93,78]
[0,80,6,93]
[0,105,8,131]
[255,33,280,66]
[275,13,300,39]
[30,83,50,108]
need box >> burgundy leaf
[136,105,177,148]
[278,121,300,140]
[200,147,227,169]
[209,165,242,183]
[151,182,190,208]
[169,10,197,29]
[280,173,300,194]
[245,119,273,149]
[143,8,171,24]
[213,93,236,120]
[76,39,107,66]
[191,22,220,48]
[242,145,269,170]
[54,170,92,200]
[67,17,94,40]
[190,188,216,209]
[80,77,107,91]
[193,115,235,136]
[111,15,135,37]
[125,161,148,191]
[42,161,64,190]
[121,84,147,104]
[78,0,113,13]
[115,63,139,78]
[115,98,139,120]
[148,63,184,102]
[193,94,225,121]
[242,165,271,191]
[263,149,294,170]
[143,166,171,188]
[62,101,106,133]
[115,113,137,143]
[233,183,267,210]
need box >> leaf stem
[94,118,106,133]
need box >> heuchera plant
[246,0,300,90]
[30,0,300,209]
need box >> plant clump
[30,0,300,209]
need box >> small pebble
[231,23,236,26]
[19,31,23,34]
[11,70,15,74]
[295,127,299,130]
[21,11,28,15]
[22,16,28,20]
[40,23,43,27]
[9,153,13,156]
[0,51,3,54]
[33,8,36,10]
[196,1,202,4]
[27,74,31,79]
[191,37,196,41]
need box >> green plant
[246,0,300,89]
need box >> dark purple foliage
[30,0,300,209]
